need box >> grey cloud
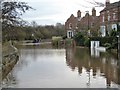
[22,2,63,19]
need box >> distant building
[65,8,99,38]
[100,0,120,37]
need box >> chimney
[106,0,110,7]
[92,7,96,16]
[77,10,81,18]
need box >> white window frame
[112,24,117,31]
[67,30,74,38]
[100,26,106,37]
[108,14,110,21]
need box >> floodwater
[2,45,120,88]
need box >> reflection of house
[66,47,120,87]
[100,0,120,37]
[66,47,76,70]
[65,8,99,38]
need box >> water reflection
[66,47,120,88]
[91,48,100,57]
[2,45,120,88]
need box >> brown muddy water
[2,45,120,88]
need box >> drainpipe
[86,11,90,36]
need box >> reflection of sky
[17,0,119,25]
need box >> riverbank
[2,41,19,79]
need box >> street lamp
[117,0,120,54]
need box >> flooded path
[2,45,120,88]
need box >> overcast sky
[19,0,119,25]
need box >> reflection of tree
[2,56,19,87]
[2,56,19,80]
[2,71,18,88]
[66,47,120,87]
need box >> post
[117,1,120,59]
[118,33,120,52]
[88,11,89,30]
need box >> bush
[52,36,62,46]
[62,35,67,40]
[65,38,73,45]
[110,30,117,36]
[73,32,85,46]
[84,37,90,47]
[104,43,111,47]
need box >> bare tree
[2,1,33,41]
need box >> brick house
[65,10,81,38]
[78,8,100,36]
[100,0,120,37]
[65,8,99,38]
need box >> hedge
[90,36,118,48]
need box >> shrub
[52,36,62,46]
[73,32,85,46]
[84,37,90,47]
[65,38,73,45]
[104,43,111,47]
[62,35,67,40]
[109,30,117,37]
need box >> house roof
[100,1,120,13]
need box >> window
[112,24,117,31]
[69,23,72,29]
[113,13,116,20]
[108,14,110,21]
[107,11,109,13]
[69,32,71,38]
[100,26,106,37]
[76,24,78,29]
[67,31,73,38]
[102,15,105,22]
[91,23,94,27]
